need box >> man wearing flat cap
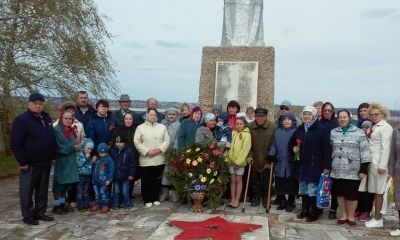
[247,107,277,207]
[113,94,136,128]
[11,93,58,225]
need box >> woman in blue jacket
[289,106,332,222]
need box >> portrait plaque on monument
[215,61,258,110]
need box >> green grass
[0,153,19,179]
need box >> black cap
[28,93,45,102]
[115,135,127,143]
[255,108,268,116]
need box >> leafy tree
[0,0,118,154]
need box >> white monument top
[221,0,265,47]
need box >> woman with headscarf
[365,103,393,228]
[176,106,203,150]
[111,112,138,205]
[330,109,371,226]
[195,113,217,145]
[268,112,298,212]
[52,111,80,214]
[159,108,181,202]
[289,106,332,222]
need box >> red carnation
[296,138,302,145]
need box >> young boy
[77,138,95,211]
[91,143,115,213]
[215,115,232,149]
[109,135,136,209]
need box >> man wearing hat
[11,93,58,225]
[113,94,136,128]
[247,107,277,207]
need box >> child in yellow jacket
[227,116,252,208]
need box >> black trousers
[250,168,272,199]
[140,165,165,204]
[356,191,375,212]
[66,183,77,203]
[19,165,50,220]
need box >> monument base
[198,46,275,117]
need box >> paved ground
[0,176,399,239]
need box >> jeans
[113,180,131,208]
[76,175,91,208]
[93,184,110,207]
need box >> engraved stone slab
[199,46,274,118]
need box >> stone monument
[199,0,274,116]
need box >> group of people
[9,91,400,236]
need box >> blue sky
[94,0,400,109]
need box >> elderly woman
[319,102,339,219]
[52,111,80,214]
[134,108,170,207]
[330,109,371,226]
[195,113,217,145]
[365,103,393,228]
[290,106,331,222]
[177,106,203,149]
[389,126,400,236]
[159,108,181,202]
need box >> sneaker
[153,201,161,206]
[390,229,400,236]
[365,218,383,228]
[358,212,369,222]
[145,202,153,208]
[101,207,110,213]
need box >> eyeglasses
[280,106,289,111]
[369,112,381,117]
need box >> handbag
[316,173,332,209]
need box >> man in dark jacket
[113,94,136,128]
[11,93,58,225]
[75,90,96,132]
[135,98,165,125]
[248,107,277,207]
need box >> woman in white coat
[365,103,393,228]
[134,108,170,208]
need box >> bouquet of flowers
[166,142,229,209]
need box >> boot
[277,196,287,210]
[286,195,295,212]
[251,197,260,207]
[306,197,319,222]
[297,195,309,219]
[62,203,74,213]
[52,206,65,215]
[170,190,180,203]
[272,195,283,205]
[159,187,169,202]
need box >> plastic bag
[317,173,332,209]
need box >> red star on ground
[169,216,262,240]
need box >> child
[76,138,95,211]
[226,116,251,208]
[109,135,136,209]
[91,143,115,213]
[215,114,232,149]
[268,112,297,212]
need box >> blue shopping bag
[316,173,332,209]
